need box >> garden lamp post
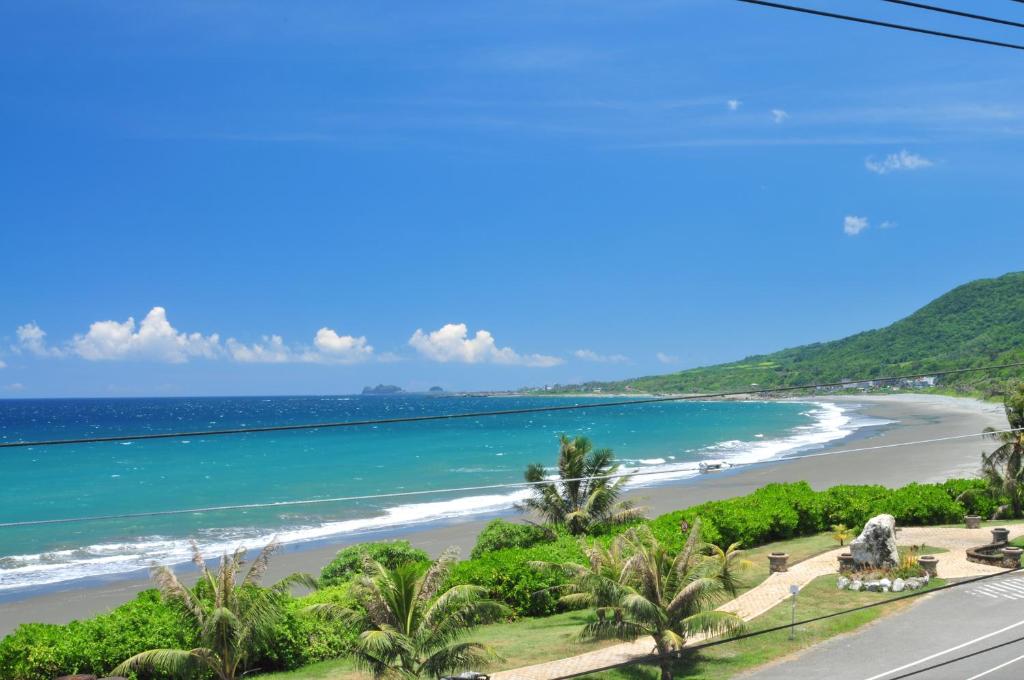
[789,584,800,641]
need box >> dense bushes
[320,540,430,585]
[942,478,1001,519]
[650,482,822,550]
[447,536,586,616]
[880,483,964,525]
[470,519,555,558]
[0,589,195,680]
[650,479,995,555]
[256,585,358,671]
[0,584,359,680]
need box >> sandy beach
[0,393,1007,637]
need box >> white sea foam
[0,401,878,593]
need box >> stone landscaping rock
[850,580,863,591]
[851,514,900,568]
[865,580,882,592]
[892,578,906,592]
[837,576,851,590]
[879,578,892,589]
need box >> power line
[1,427,1018,529]
[555,565,1024,678]
[3,360,1023,448]
[736,0,1024,50]
[880,0,1024,29]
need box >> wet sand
[0,394,1006,636]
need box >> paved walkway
[492,524,1024,680]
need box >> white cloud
[880,220,898,229]
[70,307,221,363]
[771,109,789,124]
[656,352,680,364]
[226,335,293,363]
[727,99,741,111]
[312,328,374,363]
[409,323,562,367]
[227,327,373,364]
[574,349,629,364]
[843,215,869,236]
[16,322,64,357]
[17,308,377,366]
[865,149,933,175]
[0,359,5,369]
[5,382,24,392]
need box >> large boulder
[850,514,899,569]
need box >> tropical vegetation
[1,476,1013,680]
[113,540,312,680]
[535,521,747,680]
[975,382,1024,517]
[518,434,644,535]
[308,548,508,678]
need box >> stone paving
[491,524,1024,680]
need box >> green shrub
[470,519,555,559]
[942,478,1002,519]
[881,483,964,525]
[817,484,891,528]
[446,536,587,616]
[320,540,430,585]
[255,585,358,670]
[0,589,195,680]
[649,482,821,550]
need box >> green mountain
[588,271,1024,396]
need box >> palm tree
[310,548,508,678]
[537,521,746,680]
[114,540,306,680]
[518,434,645,535]
[979,382,1024,517]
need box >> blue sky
[1,0,1023,397]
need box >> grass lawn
[576,574,945,680]
[263,609,619,680]
[262,532,943,680]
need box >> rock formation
[850,513,900,568]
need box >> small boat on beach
[699,459,728,473]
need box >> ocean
[0,395,881,594]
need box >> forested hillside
[588,271,1024,395]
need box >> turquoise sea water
[0,395,867,593]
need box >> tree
[519,434,645,535]
[536,521,747,680]
[979,382,1024,517]
[310,548,508,678]
[831,524,853,547]
[114,540,306,680]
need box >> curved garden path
[491,524,1024,680]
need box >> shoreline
[0,393,1006,636]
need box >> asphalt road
[742,572,1024,680]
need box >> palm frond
[244,538,279,585]
[113,648,209,679]
[418,546,459,601]
[273,571,321,594]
